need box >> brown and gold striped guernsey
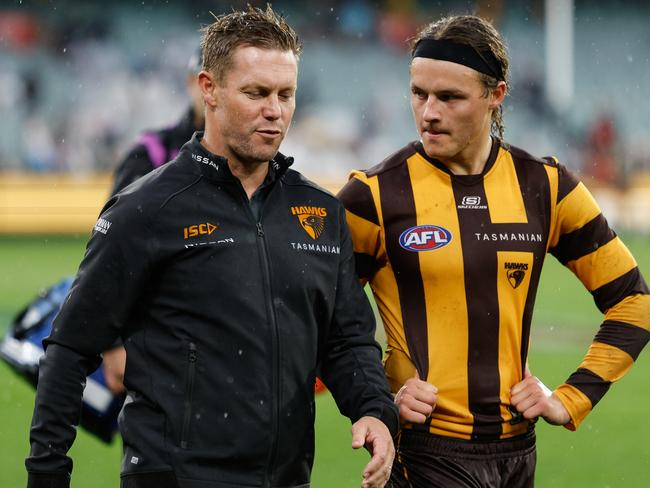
[338,139,650,440]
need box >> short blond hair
[200,4,302,83]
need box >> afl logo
[399,225,452,252]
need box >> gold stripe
[383,346,416,394]
[544,164,559,249]
[578,342,634,382]
[407,153,471,438]
[496,251,534,437]
[604,293,650,331]
[354,171,384,228]
[344,209,382,257]
[484,150,527,223]
[553,383,592,430]
[555,182,601,235]
[566,237,637,291]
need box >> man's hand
[351,416,395,488]
[102,346,127,395]
[510,370,570,425]
[394,372,438,424]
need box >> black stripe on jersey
[452,179,502,440]
[556,164,580,203]
[565,368,611,407]
[354,252,380,282]
[549,214,615,265]
[337,178,379,226]
[592,268,650,313]
[377,165,429,380]
[594,320,650,360]
[511,151,552,376]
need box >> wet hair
[411,15,509,139]
[200,4,302,84]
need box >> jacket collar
[180,132,294,182]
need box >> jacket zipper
[180,342,197,449]
[234,180,280,487]
[255,220,282,488]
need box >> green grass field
[0,234,648,487]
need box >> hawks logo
[290,206,327,240]
[505,262,528,289]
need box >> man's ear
[489,80,507,109]
[198,70,218,108]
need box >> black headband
[412,38,504,81]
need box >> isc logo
[183,222,218,239]
[399,225,452,252]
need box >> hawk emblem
[507,269,526,289]
[298,214,325,240]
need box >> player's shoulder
[500,141,559,168]
[362,141,420,178]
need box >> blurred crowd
[1,0,650,187]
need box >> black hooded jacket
[26,133,398,488]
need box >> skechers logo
[290,206,327,240]
[94,218,112,235]
[183,222,218,239]
[457,195,487,210]
[399,225,452,252]
[505,262,528,289]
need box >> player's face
[209,46,297,167]
[410,57,502,167]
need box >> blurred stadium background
[1,0,649,486]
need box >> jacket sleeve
[336,172,387,285]
[547,164,650,430]
[25,195,156,485]
[319,204,399,437]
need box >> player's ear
[198,70,218,108]
[489,80,507,109]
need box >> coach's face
[410,57,504,168]
[202,45,297,167]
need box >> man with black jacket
[26,6,397,488]
[102,47,206,395]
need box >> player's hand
[510,370,570,425]
[351,416,395,488]
[394,371,438,424]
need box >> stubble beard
[230,135,282,169]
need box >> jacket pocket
[180,342,197,449]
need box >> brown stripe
[377,165,429,380]
[556,164,580,203]
[511,155,552,374]
[550,214,615,265]
[451,179,502,439]
[594,320,650,360]
[353,252,380,282]
[565,368,611,407]
[592,268,650,313]
[337,177,379,226]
